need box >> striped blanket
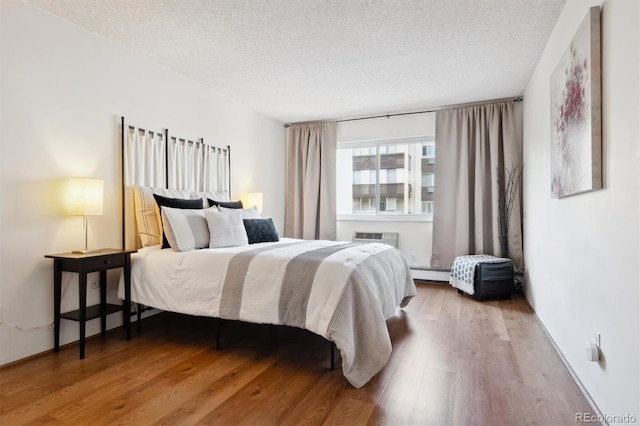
[119,239,416,387]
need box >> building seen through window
[337,139,435,215]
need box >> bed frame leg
[136,303,142,333]
[216,320,223,351]
[330,341,336,371]
[269,324,277,346]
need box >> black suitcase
[472,260,515,300]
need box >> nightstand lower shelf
[60,304,123,321]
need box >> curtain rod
[283,96,523,128]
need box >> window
[385,197,397,211]
[388,168,397,183]
[379,169,387,184]
[422,173,434,186]
[422,144,435,158]
[421,201,435,215]
[337,137,435,216]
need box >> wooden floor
[0,283,594,425]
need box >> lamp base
[72,248,102,255]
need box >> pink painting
[550,6,601,198]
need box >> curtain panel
[125,128,229,194]
[285,122,337,240]
[169,138,229,193]
[124,127,166,188]
[431,101,523,270]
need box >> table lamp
[67,177,104,254]
[245,192,263,213]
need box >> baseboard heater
[411,267,451,282]
[352,231,398,248]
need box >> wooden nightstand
[45,249,137,359]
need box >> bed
[118,118,416,387]
[119,238,414,387]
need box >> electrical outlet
[586,331,601,362]
[410,253,417,264]
[90,281,99,290]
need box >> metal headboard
[120,116,231,250]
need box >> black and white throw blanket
[120,239,416,387]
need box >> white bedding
[118,238,416,387]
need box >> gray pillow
[153,194,204,248]
[161,206,215,251]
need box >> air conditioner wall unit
[352,231,399,248]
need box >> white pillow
[218,206,261,219]
[133,186,194,247]
[204,209,249,248]
[161,206,217,251]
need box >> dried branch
[497,163,524,259]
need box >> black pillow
[153,194,204,249]
[208,198,243,209]
[243,218,279,244]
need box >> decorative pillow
[219,206,261,219]
[207,198,243,209]
[161,206,216,251]
[133,186,192,247]
[153,194,204,248]
[243,218,279,244]
[204,209,249,248]
[192,191,231,206]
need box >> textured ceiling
[26,0,566,123]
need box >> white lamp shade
[67,177,104,216]
[245,192,263,213]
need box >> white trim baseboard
[532,311,606,426]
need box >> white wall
[0,0,285,365]
[523,0,639,421]
[339,218,434,267]
[336,114,436,268]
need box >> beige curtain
[285,122,337,240]
[431,101,523,270]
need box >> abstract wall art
[550,6,602,198]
